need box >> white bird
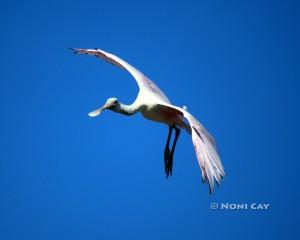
[70,47,225,193]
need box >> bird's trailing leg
[168,126,180,176]
[164,125,181,178]
[164,126,173,177]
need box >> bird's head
[88,97,120,117]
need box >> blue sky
[0,0,299,239]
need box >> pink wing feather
[70,48,170,103]
[184,111,225,192]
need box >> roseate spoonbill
[70,47,225,193]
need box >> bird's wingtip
[209,184,213,195]
[68,47,79,54]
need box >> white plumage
[70,47,225,193]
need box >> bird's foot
[164,147,171,176]
[168,154,173,177]
[164,148,173,178]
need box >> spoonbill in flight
[70,48,225,193]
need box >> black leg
[168,126,181,176]
[164,126,173,177]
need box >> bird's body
[70,47,225,193]
[142,103,176,125]
[141,102,188,130]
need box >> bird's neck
[117,102,141,116]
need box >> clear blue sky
[0,0,299,239]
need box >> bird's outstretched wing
[69,48,170,103]
[161,103,225,193]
